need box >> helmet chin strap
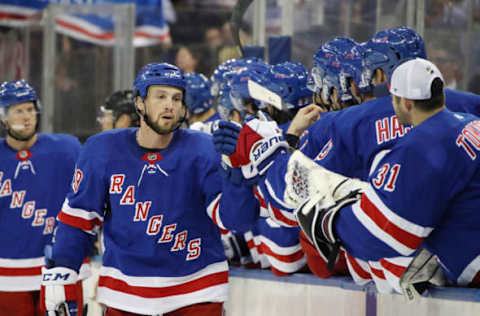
[139,101,187,135]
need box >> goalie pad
[400,248,447,302]
[284,150,367,209]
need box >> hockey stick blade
[248,80,283,111]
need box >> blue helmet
[390,26,427,59]
[308,45,338,93]
[321,58,352,104]
[0,79,39,115]
[266,61,311,110]
[324,37,358,57]
[228,61,271,111]
[184,72,214,115]
[210,57,263,97]
[359,28,417,93]
[217,80,244,121]
[339,42,367,96]
[133,63,186,99]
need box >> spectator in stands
[175,46,198,73]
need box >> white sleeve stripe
[458,255,480,285]
[364,186,433,237]
[259,236,303,255]
[369,150,391,177]
[206,194,221,219]
[265,179,292,210]
[0,257,44,268]
[62,198,104,222]
[351,201,415,256]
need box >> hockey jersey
[260,89,480,227]
[51,128,257,315]
[336,109,480,291]
[0,134,80,291]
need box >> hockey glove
[231,118,288,180]
[399,248,447,302]
[212,120,242,155]
[41,266,80,316]
[295,187,361,271]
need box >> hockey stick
[230,0,254,58]
[247,79,284,111]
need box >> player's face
[392,95,411,125]
[5,102,37,140]
[143,85,184,133]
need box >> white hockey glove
[284,150,367,209]
[41,266,79,316]
[399,248,447,302]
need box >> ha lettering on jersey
[375,115,411,145]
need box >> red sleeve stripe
[253,187,267,209]
[345,253,371,281]
[351,186,432,256]
[259,242,304,263]
[98,271,228,298]
[58,211,103,233]
[0,266,42,276]
[379,258,407,278]
[211,198,227,231]
[268,203,298,227]
[368,264,386,280]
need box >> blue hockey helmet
[339,42,367,96]
[217,80,246,121]
[390,26,427,59]
[324,37,358,57]
[184,72,214,115]
[266,61,312,110]
[359,28,415,93]
[322,57,353,104]
[308,45,338,93]
[133,63,186,99]
[228,61,271,112]
[0,79,40,117]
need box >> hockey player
[213,26,480,282]
[0,79,83,316]
[184,72,220,134]
[296,58,480,295]
[41,63,259,316]
[98,90,140,131]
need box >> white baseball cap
[389,58,444,100]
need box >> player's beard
[7,123,37,141]
[148,107,186,135]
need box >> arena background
[2,0,480,315]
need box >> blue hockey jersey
[0,134,80,291]
[336,110,480,290]
[259,89,480,227]
[51,128,256,315]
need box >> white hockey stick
[248,79,284,111]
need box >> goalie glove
[284,150,367,209]
[41,266,80,316]
[399,248,447,302]
[295,187,362,271]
